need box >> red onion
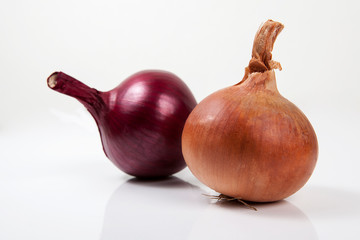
[47,70,197,178]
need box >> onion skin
[182,20,318,202]
[47,70,197,178]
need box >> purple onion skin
[47,70,197,178]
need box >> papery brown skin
[182,20,318,202]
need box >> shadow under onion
[100,177,208,240]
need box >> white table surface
[1,109,359,240]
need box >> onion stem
[47,72,105,115]
[241,20,284,82]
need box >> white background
[1,0,360,239]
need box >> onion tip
[47,72,59,89]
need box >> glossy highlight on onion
[47,70,197,178]
[182,20,318,202]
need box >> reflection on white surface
[100,177,208,240]
[290,186,360,239]
[189,200,318,240]
[100,176,318,240]
[291,186,360,220]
